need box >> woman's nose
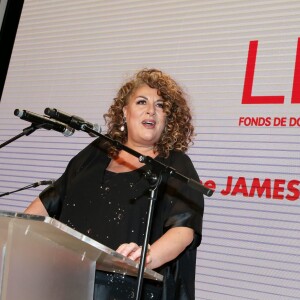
[146,103,156,116]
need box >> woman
[25,68,204,299]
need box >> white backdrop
[0,1,300,299]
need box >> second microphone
[44,108,101,135]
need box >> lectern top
[0,210,163,281]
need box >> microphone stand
[80,124,214,300]
[0,123,44,149]
[135,171,162,299]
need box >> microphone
[44,108,101,136]
[14,109,75,137]
[0,179,56,198]
[33,179,56,187]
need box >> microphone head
[44,108,57,118]
[14,109,23,117]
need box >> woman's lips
[142,119,156,128]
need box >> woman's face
[123,84,166,149]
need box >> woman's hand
[116,242,152,267]
[116,227,194,270]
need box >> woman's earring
[120,117,126,132]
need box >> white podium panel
[0,211,162,300]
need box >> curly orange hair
[104,68,195,158]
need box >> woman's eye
[156,102,164,109]
[136,99,146,105]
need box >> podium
[0,210,163,300]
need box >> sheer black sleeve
[161,151,204,248]
[39,138,108,218]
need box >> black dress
[40,138,204,300]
